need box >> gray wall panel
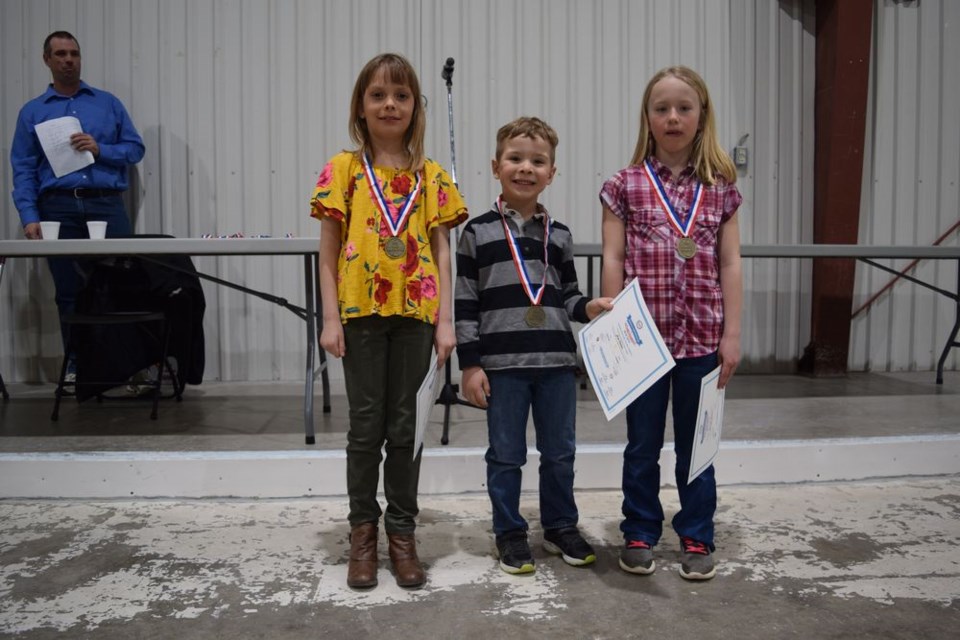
[853,0,959,372]
[2,0,955,387]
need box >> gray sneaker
[679,537,716,580]
[619,539,655,575]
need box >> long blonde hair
[630,66,736,185]
[348,53,426,172]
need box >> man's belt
[41,188,122,199]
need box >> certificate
[688,365,725,484]
[414,351,442,459]
[578,278,675,420]
[34,116,94,178]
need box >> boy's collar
[498,199,548,222]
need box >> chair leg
[51,345,72,421]
[150,318,172,420]
[165,357,184,402]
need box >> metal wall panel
[2,0,953,387]
[853,0,960,372]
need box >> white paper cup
[86,220,107,239]
[39,221,61,240]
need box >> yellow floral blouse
[310,151,468,325]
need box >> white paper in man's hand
[688,365,725,484]
[34,116,94,178]
[414,351,442,459]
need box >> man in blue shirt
[10,31,145,366]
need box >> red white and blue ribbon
[361,153,423,237]
[496,196,551,306]
[643,159,703,237]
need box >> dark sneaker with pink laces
[619,539,655,574]
[679,536,716,580]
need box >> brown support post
[798,0,874,376]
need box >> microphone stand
[437,57,483,445]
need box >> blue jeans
[621,351,719,548]
[485,368,579,536]
[39,193,132,351]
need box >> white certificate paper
[578,278,675,420]
[414,351,442,459]
[34,116,94,178]
[688,365,726,484]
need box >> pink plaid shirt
[600,157,743,358]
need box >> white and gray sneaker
[679,536,716,580]
[619,539,655,574]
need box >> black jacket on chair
[72,236,205,400]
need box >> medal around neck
[676,236,698,259]
[362,153,422,259]
[497,197,552,323]
[643,159,703,260]
[384,236,406,258]
[525,305,546,328]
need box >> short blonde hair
[495,116,559,163]
[630,66,736,185]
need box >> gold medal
[525,305,546,328]
[677,237,697,259]
[384,236,406,259]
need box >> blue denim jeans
[621,351,719,548]
[485,368,579,535]
[39,193,132,350]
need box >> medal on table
[361,153,423,260]
[497,197,552,328]
[643,159,703,260]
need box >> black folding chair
[51,253,188,420]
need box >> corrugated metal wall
[852,0,960,372]
[1,0,955,386]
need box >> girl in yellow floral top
[310,53,467,591]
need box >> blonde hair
[630,66,736,185]
[495,116,559,163]
[348,53,426,172]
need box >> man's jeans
[39,192,131,351]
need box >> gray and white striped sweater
[454,207,591,372]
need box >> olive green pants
[342,315,434,533]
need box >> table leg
[304,254,317,445]
[936,258,960,385]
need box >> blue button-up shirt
[10,81,145,226]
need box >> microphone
[442,57,455,86]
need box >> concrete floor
[0,371,959,638]
[0,479,958,639]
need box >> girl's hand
[320,322,345,358]
[433,321,456,368]
[461,366,490,408]
[586,297,614,320]
[717,333,740,389]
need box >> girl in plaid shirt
[599,66,743,581]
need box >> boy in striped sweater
[455,117,613,574]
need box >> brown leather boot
[387,533,425,588]
[347,522,378,589]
